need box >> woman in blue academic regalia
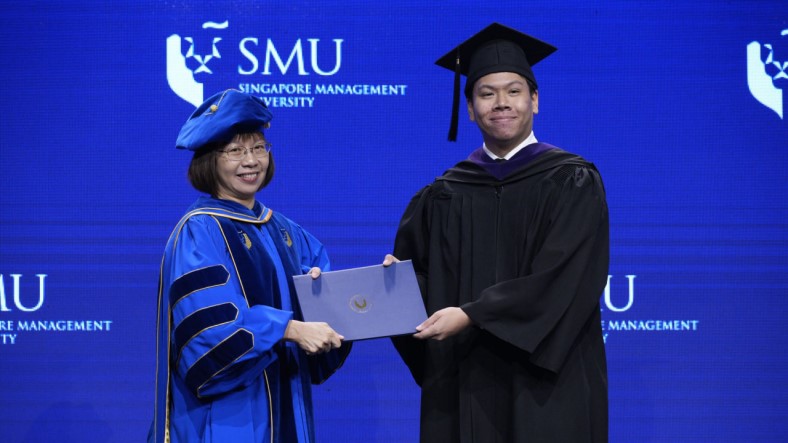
[151,89,350,443]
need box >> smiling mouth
[238,172,259,183]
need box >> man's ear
[467,99,476,122]
[532,90,539,114]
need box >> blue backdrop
[1,1,786,442]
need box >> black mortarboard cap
[435,23,556,141]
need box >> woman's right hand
[284,320,344,355]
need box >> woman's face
[214,132,270,208]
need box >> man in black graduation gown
[384,23,609,442]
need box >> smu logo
[747,29,788,119]
[166,20,228,107]
[166,20,344,107]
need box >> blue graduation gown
[151,196,349,443]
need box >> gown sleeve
[166,215,293,399]
[281,217,353,384]
[292,221,330,273]
[462,165,610,373]
[390,185,432,384]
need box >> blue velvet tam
[175,89,273,151]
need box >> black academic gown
[393,145,609,443]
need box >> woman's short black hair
[187,132,275,195]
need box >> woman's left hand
[308,267,322,279]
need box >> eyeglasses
[218,142,272,161]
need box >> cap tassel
[448,49,461,142]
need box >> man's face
[467,72,539,155]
